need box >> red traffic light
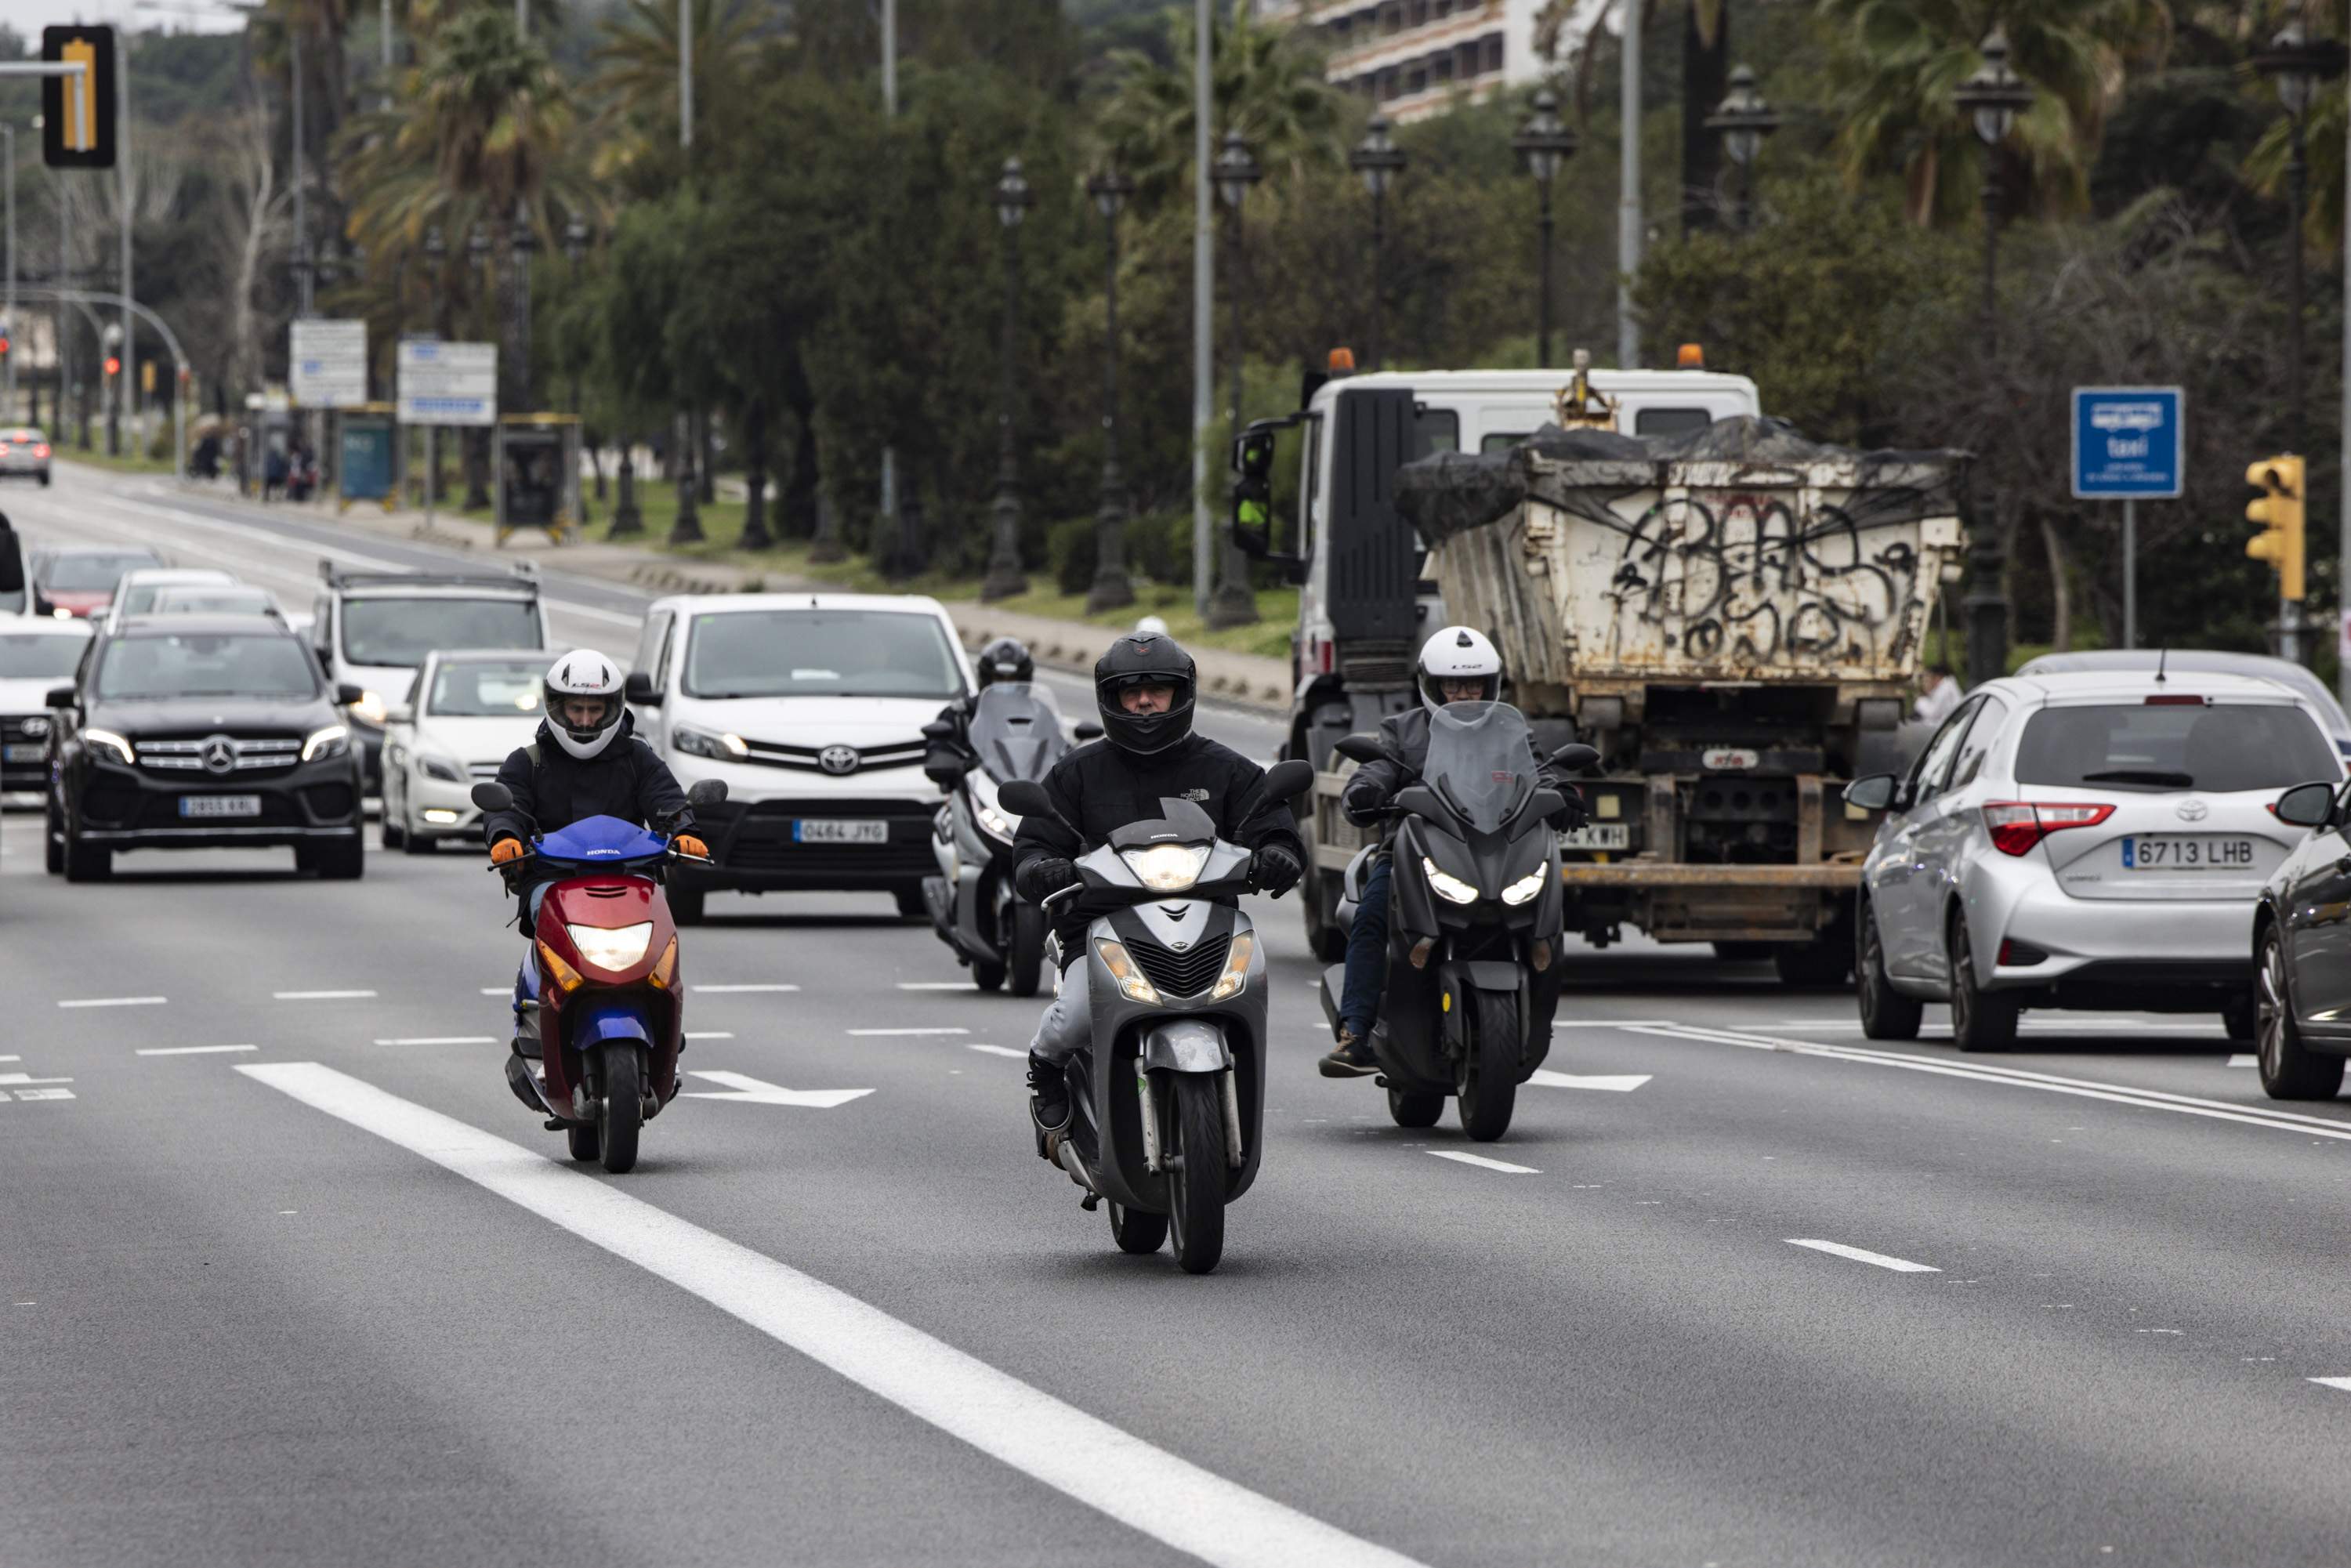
[103,353,119,377]
[0,336,13,356]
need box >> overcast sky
[0,2,243,43]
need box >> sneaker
[1027,1052,1071,1131]
[1318,1029,1380,1078]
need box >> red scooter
[473,778,725,1173]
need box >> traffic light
[1,318,15,359]
[103,353,120,380]
[41,26,116,171]
[2246,454,2308,602]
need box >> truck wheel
[1857,900,1923,1041]
[1712,942,1773,961]
[1947,912,2018,1052]
[2258,925,2344,1100]
[1773,937,1853,987]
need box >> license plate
[179,795,262,819]
[1559,824,1631,851]
[2,744,42,762]
[2121,835,2254,871]
[792,818,889,845]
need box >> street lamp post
[562,214,594,528]
[1704,65,1782,233]
[460,223,494,509]
[1953,27,2034,357]
[1349,115,1406,371]
[980,157,1034,603]
[1084,165,1136,614]
[506,201,535,417]
[1511,89,1577,368]
[419,224,444,508]
[2255,11,2346,466]
[1208,130,1262,629]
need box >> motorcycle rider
[1010,632,1306,1130]
[1317,626,1587,1078]
[931,636,1036,751]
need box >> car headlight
[567,922,654,972]
[418,753,465,782]
[976,803,1016,842]
[674,726,748,760]
[1501,869,1548,906]
[19,715,48,738]
[83,727,133,764]
[1120,842,1211,891]
[1093,937,1162,1004]
[350,689,389,726]
[302,724,350,762]
[1422,856,1480,904]
[1208,931,1255,1001]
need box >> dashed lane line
[693,984,802,994]
[1525,1070,1650,1092]
[2229,1054,2259,1067]
[2309,1377,2351,1393]
[1785,1239,1941,1273]
[275,990,379,1001]
[1428,1151,1539,1175]
[968,1045,1027,1059]
[897,981,978,990]
[685,1031,736,1041]
[56,996,166,1009]
[373,1036,498,1046]
[137,1045,258,1056]
[849,1027,971,1037]
[236,1062,1431,1568]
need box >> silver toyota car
[1844,670,2342,1050]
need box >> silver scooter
[1001,759,1311,1276]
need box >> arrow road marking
[2309,1377,2351,1393]
[679,1070,874,1109]
[1525,1070,1650,1092]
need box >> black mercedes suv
[45,615,367,880]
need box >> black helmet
[976,636,1034,689]
[1093,632,1197,755]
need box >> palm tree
[1097,0,1345,205]
[1816,0,2172,225]
[588,0,768,182]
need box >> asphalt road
[7,464,2351,1566]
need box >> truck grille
[136,736,304,774]
[1125,932,1232,1000]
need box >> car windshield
[2015,702,2340,793]
[0,635,86,679]
[45,552,157,592]
[4,429,41,444]
[429,658,545,716]
[342,597,540,667]
[97,632,320,701]
[121,578,233,615]
[150,589,276,617]
[1423,701,1535,832]
[683,609,963,700]
[969,683,1066,783]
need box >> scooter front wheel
[1165,1074,1227,1275]
[598,1045,643,1174]
[1456,990,1519,1143]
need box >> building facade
[1254,0,1572,123]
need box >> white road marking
[480,987,510,996]
[0,1056,16,1063]
[2309,1376,2351,1393]
[2229,1054,2259,1067]
[1785,1238,1940,1273]
[1749,1019,2222,1034]
[679,1070,875,1109]
[684,1031,736,1041]
[56,995,165,1009]
[1525,1070,1651,1092]
[5,1088,74,1102]
[897,981,976,990]
[1428,1150,1539,1175]
[236,1062,1423,1568]
[0,1074,75,1086]
[274,990,379,1001]
[969,1044,1027,1059]
[849,1027,970,1037]
[693,983,802,994]
[372,1036,498,1046]
[137,1044,258,1056]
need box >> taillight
[34,444,49,458]
[2145,694,2208,706]
[1982,800,2115,856]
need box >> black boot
[1318,1027,1380,1078]
[1027,1051,1070,1132]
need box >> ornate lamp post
[462,223,493,509]
[1704,66,1782,234]
[980,157,1034,602]
[1511,89,1577,368]
[561,215,595,528]
[1208,130,1262,628]
[1348,114,1407,370]
[1084,164,1136,613]
[1953,27,2034,357]
[2255,9,2346,465]
[506,203,536,415]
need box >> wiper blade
[2079,769,2194,787]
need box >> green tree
[1096,0,1344,205]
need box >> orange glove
[490,837,526,865]
[675,835,709,858]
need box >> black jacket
[484,712,693,847]
[1011,733,1304,946]
[1345,708,1585,831]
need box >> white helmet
[1417,625,1503,712]
[543,649,627,761]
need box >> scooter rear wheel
[1387,1088,1445,1128]
[1107,1201,1167,1255]
[973,962,1006,992]
[566,1118,601,1162]
[1455,990,1520,1143]
[599,1045,643,1174]
[1165,1075,1227,1275]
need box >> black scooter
[1318,703,1596,1141]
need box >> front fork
[1135,1064,1248,1173]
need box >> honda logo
[201,735,235,775]
[819,744,860,776]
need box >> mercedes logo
[2175,798,2210,822]
[818,744,860,776]
[201,736,236,776]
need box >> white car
[147,584,281,620]
[106,567,240,631]
[625,592,976,924]
[0,617,92,793]
[0,425,53,485]
[1845,670,2342,1050]
[380,650,548,853]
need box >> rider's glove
[1548,787,1589,833]
[1016,855,1078,903]
[490,836,526,865]
[1249,842,1302,897]
[1342,781,1389,827]
[674,834,709,859]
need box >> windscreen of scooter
[1422,701,1534,834]
[968,683,1068,783]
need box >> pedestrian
[263,444,288,502]
[1914,663,1962,725]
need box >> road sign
[2072,386,2184,499]
[290,319,368,409]
[397,339,497,427]
[41,26,114,170]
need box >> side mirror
[923,759,967,791]
[2275,780,2336,829]
[998,780,1055,820]
[920,719,957,743]
[686,777,728,809]
[1331,734,1385,766]
[45,685,74,709]
[1074,720,1104,742]
[335,682,365,707]
[1551,743,1600,773]
[471,780,515,813]
[623,671,661,707]
[1842,773,1898,813]
[385,705,414,726]
[1259,758,1313,802]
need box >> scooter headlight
[1093,937,1163,1004]
[1208,931,1255,1001]
[1422,856,1480,904]
[1120,842,1211,891]
[567,922,654,972]
[976,803,1016,842]
[1501,869,1548,906]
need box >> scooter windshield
[967,683,1067,783]
[538,814,668,864]
[1422,701,1534,834]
